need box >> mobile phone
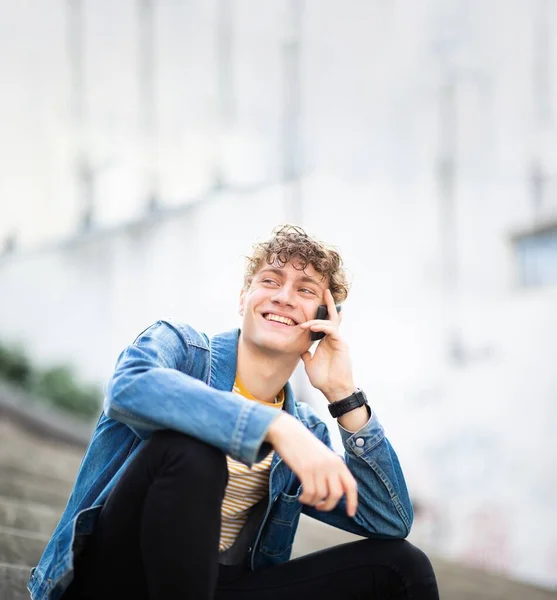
[310,304,342,341]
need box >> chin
[253,333,298,355]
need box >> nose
[271,283,297,307]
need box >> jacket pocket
[259,492,303,556]
[61,506,102,560]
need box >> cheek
[241,296,260,320]
[303,303,320,321]
[245,288,269,307]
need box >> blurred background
[0,0,556,597]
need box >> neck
[236,334,298,403]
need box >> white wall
[1,181,556,587]
[0,0,556,589]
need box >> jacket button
[355,438,365,447]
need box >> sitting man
[29,224,439,599]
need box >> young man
[29,225,439,600]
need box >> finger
[314,473,343,512]
[325,289,340,324]
[300,316,341,333]
[303,322,341,340]
[298,475,317,506]
[300,351,312,366]
[299,319,331,328]
[312,474,329,509]
[340,470,358,517]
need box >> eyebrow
[259,267,322,286]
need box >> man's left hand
[300,289,356,402]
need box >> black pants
[64,430,439,600]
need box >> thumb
[301,351,312,367]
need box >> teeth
[265,314,296,326]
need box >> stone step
[0,526,48,565]
[0,496,61,536]
[0,474,70,509]
[0,562,31,600]
[0,419,84,483]
[0,456,80,487]
[292,514,363,558]
[431,558,557,600]
[0,463,75,491]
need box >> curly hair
[243,224,350,303]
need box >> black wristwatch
[328,388,368,419]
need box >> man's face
[239,260,328,357]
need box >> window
[515,224,557,287]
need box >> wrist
[337,404,371,432]
[328,388,368,420]
[265,412,290,443]
[324,385,357,403]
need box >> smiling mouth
[262,313,298,327]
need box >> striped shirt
[219,376,285,552]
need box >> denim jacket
[28,320,413,600]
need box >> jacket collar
[209,328,297,416]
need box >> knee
[393,541,438,591]
[148,429,227,486]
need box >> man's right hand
[265,413,358,517]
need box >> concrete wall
[1,183,556,587]
[0,0,556,589]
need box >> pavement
[1,413,556,600]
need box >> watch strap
[328,388,367,419]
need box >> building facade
[0,0,556,588]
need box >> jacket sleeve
[104,321,280,466]
[301,406,414,539]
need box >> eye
[262,278,279,286]
[300,287,316,295]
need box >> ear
[239,289,246,316]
